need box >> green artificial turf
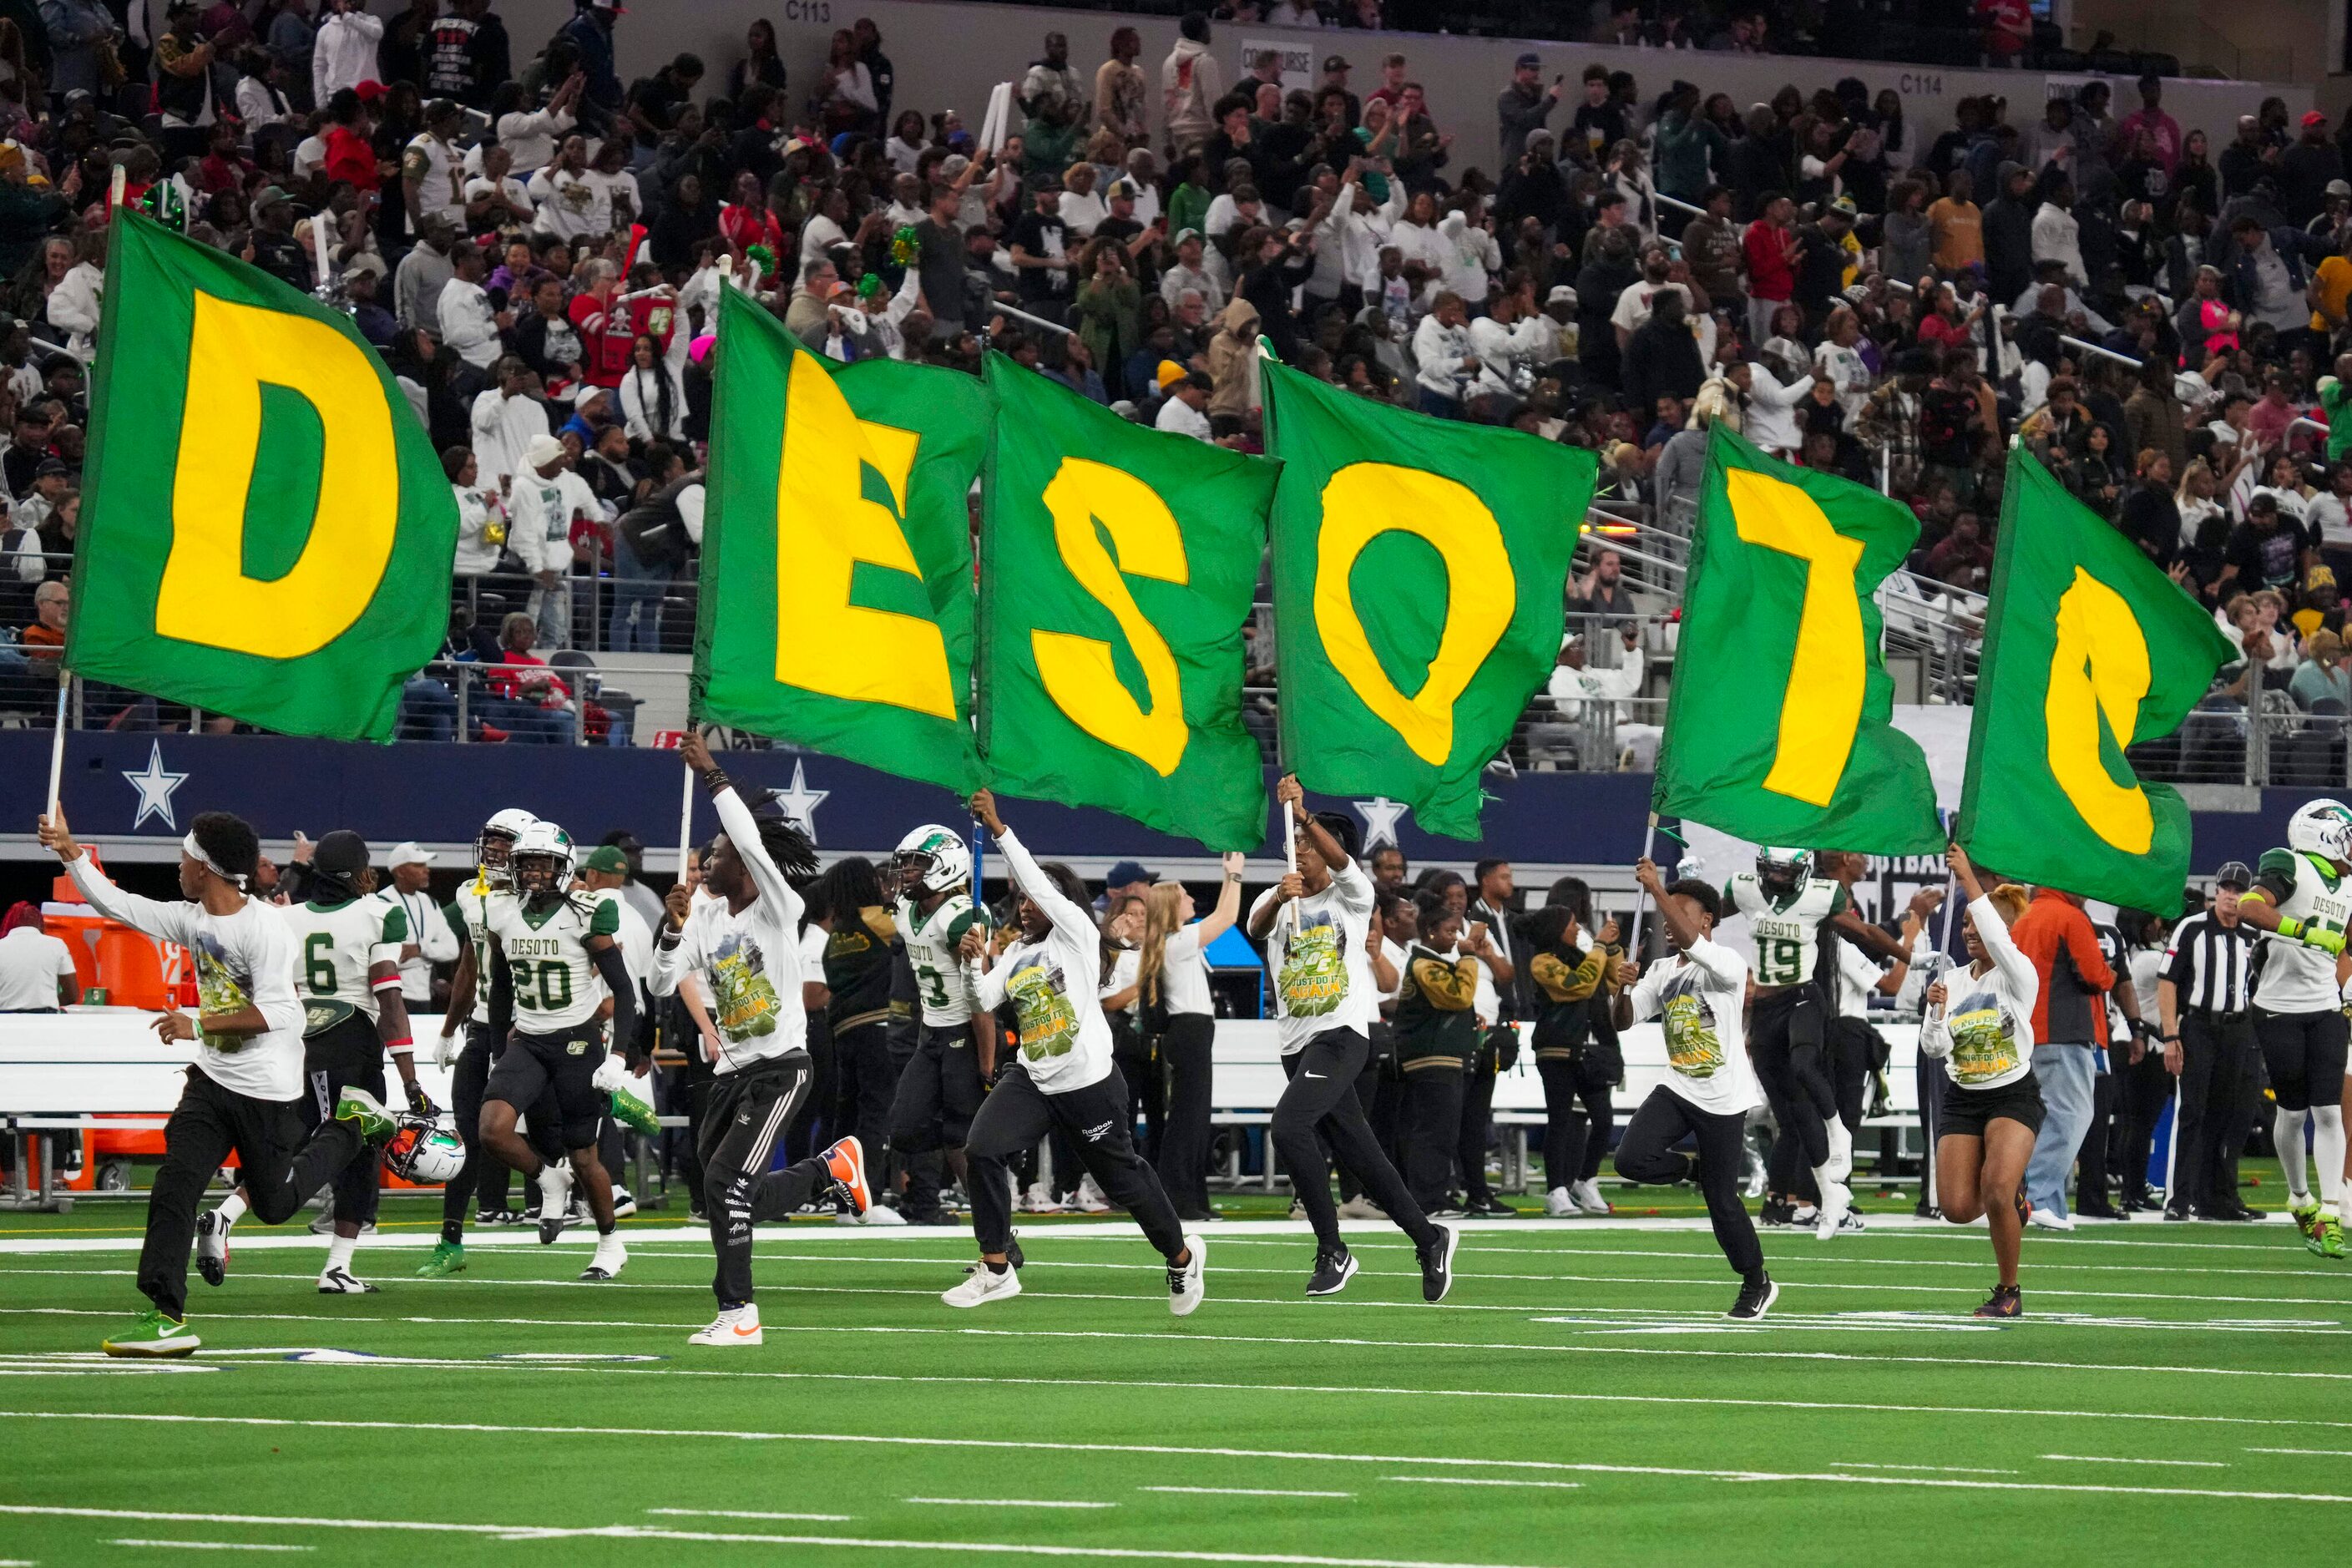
[0,1193,2344,1567]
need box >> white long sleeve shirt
[1412,312,1476,400]
[1469,311,1552,397]
[311,8,382,106]
[490,105,575,175]
[1626,934,1762,1116]
[1919,895,2041,1090]
[970,827,1113,1094]
[450,485,503,576]
[65,855,306,1100]
[1333,181,1404,294]
[1545,646,1646,719]
[469,387,549,493]
[651,785,809,1074]
[618,360,688,441]
[47,262,101,362]
[1743,360,1808,454]
[2031,201,2086,287]
[437,277,501,369]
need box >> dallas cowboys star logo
[1352,796,1408,850]
[775,758,828,842]
[123,741,189,831]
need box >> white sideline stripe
[1382,1478,1584,1490]
[645,1508,853,1523]
[12,1305,2352,1385]
[112,1542,311,1553]
[1138,1489,1354,1500]
[17,1259,2345,1318]
[0,1508,1553,1568]
[906,1500,1117,1510]
[0,1416,2337,1506]
[2041,1454,2230,1469]
[2248,1447,2352,1457]
[1828,1462,2018,1475]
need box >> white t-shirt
[650,786,810,1075]
[1626,935,1762,1117]
[1157,924,1213,1017]
[66,857,306,1100]
[970,827,1112,1094]
[0,924,76,1009]
[1250,857,1378,1054]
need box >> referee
[2155,863,2259,1222]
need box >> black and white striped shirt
[2163,912,2257,1014]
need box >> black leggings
[1752,986,1834,1180]
[966,1063,1186,1260]
[1272,1027,1437,1253]
[1536,1050,1615,1188]
[1614,1085,1764,1280]
[1153,1013,1216,1215]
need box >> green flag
[1652,424,1944,855]
[1264,360,1596,839]
[1955,445,2233,914]
[65,210,457,741]
[694,286,989,792]
[976,353,1274,847]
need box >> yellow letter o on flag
[1722,468,1867,808]
[1312,463,1514,767]
[2046,567,2155,854]
[156,291,400,658]
[1030,458,1191,777]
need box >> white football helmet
[893,824,972,898]
[2289,800,2352,866]
[510,821,576,898]
[383,1113,467,1185]
[1757,847,1813,892]
[475,808,538,889]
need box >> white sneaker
[1169,1234,1205,1317]
[1075,1176,1112,1215]
[1837,1208,1867,1234]
[1336,1196,1387,1221]
[1789,1204,1820,1227]
[195,1208,231,1287]
[858,1202,908,1226]
[608,1190,638,1220]
[1571,1179,1613,1216]
[316,1266,377,1294]
[1022,1184,1065,1214]
[535,1164,575,1244]
[687,1303,762,1347]
[1545,1186,1576,1217]
[1815,1177,1853,1241]
[579,1232,627,1281]
[942,1262,1023,1308]
[1825,1119,1854,1183]
[2026,1207,2076,1232]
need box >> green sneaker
[2292,1197,2320,1238]
[102,1307,200,1358]
[592,1058,662,1138]
[415,1239,468,1278]
[2312,1213,2346,1260]
[335,1086,395,1141]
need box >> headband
[184,831,245,888]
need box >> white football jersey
[485,889,619,1032]
[1723,871,1849,989]
[281,896,407,1029]
[445,878,497,1025]
[896,892,984,1027]
[2251,848,2352,1013]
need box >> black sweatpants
[1333,1033,1387,1204]
[965,1063,1184,1259]
[786,1010,833,1164]
[2113,1046,2173,1203]
[890,1020,985,1221]
[141,1065,364,1318]
[1154,1012,1216,1216]
[2175,1011,2260,1211]
[701,1052,836,1306]
[1614,1085,1764,1281]
[1537,1048,1616,1189]
[1400,1063,1465,1211]
[1752,985,1834,1179]
[299,1014,391,1227]
[831,1020,898,1155]
[1272,1027,1438,1254]
[1454,1044,1499,1206]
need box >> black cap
[313,830,372,877]
[1104,860,1156,888]
[33,457,68,478]
[2214,860,2254,890]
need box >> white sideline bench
[0,1012,1925,1210]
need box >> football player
[888,822,996,1224]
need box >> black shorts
[1938,1074,2046,1139]
[483,1021,607,1149]
[2252,1008,2350,1112]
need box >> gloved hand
[432,1031,459,1069]
[406,1080,437,1118]
[2309,926,2347,958]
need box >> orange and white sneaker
[823,1136,873,1216]
[687,1302,762,1347]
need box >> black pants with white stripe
[700,1051,831,1307]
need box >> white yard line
[1380,1478,1584,1490]
[111,1542,311,1553]
[905,1500,1118,1510]
[642,1508,853,1523]
[1138,1488,1354,1500]
[2041,1454,2230,1468]
[1828,1462,2019,1475]
[2248,1447,2352,1457]
[0,1416,2336,1506]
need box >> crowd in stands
[0,0,2341,762]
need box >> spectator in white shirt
[469,358,550,493]
[2031,179,2086,288]
[618,333,689,441]
[436,242,506,373]
[1411,291,1478,417]
[1528,628,1654,767]
[485,72,583,175]
[1154,371,1215,440]
[463,144,534,230]
[1159,230,1224,315]
[402,99,468,231]
[0,903,77,1011]
[311,0,383,108]
[445,447,507,579]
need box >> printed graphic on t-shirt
[1007,962,1079,1060]
[192,934,253,1052]
[1947,989,2018,1084]
[1658,978,1724,1079]
[710,931,780,1041]
[1278,918,1349,1018]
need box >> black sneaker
[1727,1272,1778,1320]
[1417,1224,1459,1303]
[1307,1246,1358,1296]
[1468,1196,1516,1217]
[2162,1202,2196,1222]
[1973,1282,2022,1318]
[1759,1197,1794,1227]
